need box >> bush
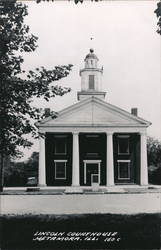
[147,137,161,185]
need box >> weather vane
[90,37,94,51]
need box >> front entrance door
[86,164,98,185]
[91,174,99,185]
[83,160,101,186]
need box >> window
[118,160,130,180]
[89,75,95,90]
[118,135,129,154]
[54,160,67,179]
[85,135,99,156]
[55,137,67,155]
[86,135,99,138]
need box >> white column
[98,162,101,184]
[106,132,114,186]
[140,132,148,185]
[84,162,86,184]
[38,135,46,186]
[72,132,80,186]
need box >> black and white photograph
[0,0,161,249]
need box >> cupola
[84,48,98,68]
[77,49,106,101]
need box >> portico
[36,49,151,191]
[38,128,149,189]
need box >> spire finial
[90,37,94,53]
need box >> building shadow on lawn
[0,213,160,250]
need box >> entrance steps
[2,185,161,195]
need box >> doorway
[83,160,101,186]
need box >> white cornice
[36,96,151,128]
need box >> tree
[147,137,161,184]
[154,1,161,35]
[0,0,73,191]
[4,161,27,187]
[24,152,39,179]
[4,152,39,187]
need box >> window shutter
[89,75,95,90]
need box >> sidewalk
[1,192,161,215]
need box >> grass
[0,213,160,250]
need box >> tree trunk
[0,153,4,192]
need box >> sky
[20,0,161,161]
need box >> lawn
[0,213,160,250]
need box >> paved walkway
[1,193,161,215]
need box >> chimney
[44,108,50,117]
[131,108,138,116]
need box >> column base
[106,186,125,193]
[38,184,47,187]
[65,186,83,194]
[140,183,149,186]
[106,182,114,187]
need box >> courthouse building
[36,49,151,191]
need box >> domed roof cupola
[77,49,106,101]
[85,48,98,60]
[84,49,99,68]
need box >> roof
[36,96,151,128]
[85,48,98,61]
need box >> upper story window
[85,134,99,156]
[54,135,67,155]
[89,75,95,90]
[118,135,130,155]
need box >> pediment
[37,97,151,127]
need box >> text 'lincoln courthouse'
[36,49,151,192]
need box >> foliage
[4,161,27,187]
[25,152,39,172]
[0,0,72,159]
[4,152,39,187]
[147,137,161,184]
[154,1,161,35]
[147,137,161,166]
[0,0,72,191]
[36,0,161,32]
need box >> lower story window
[118,160,130,180]
[54,160,67,179]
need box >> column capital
[106,131,114,136]
[72,131,79,135]
[140,132,147,136]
